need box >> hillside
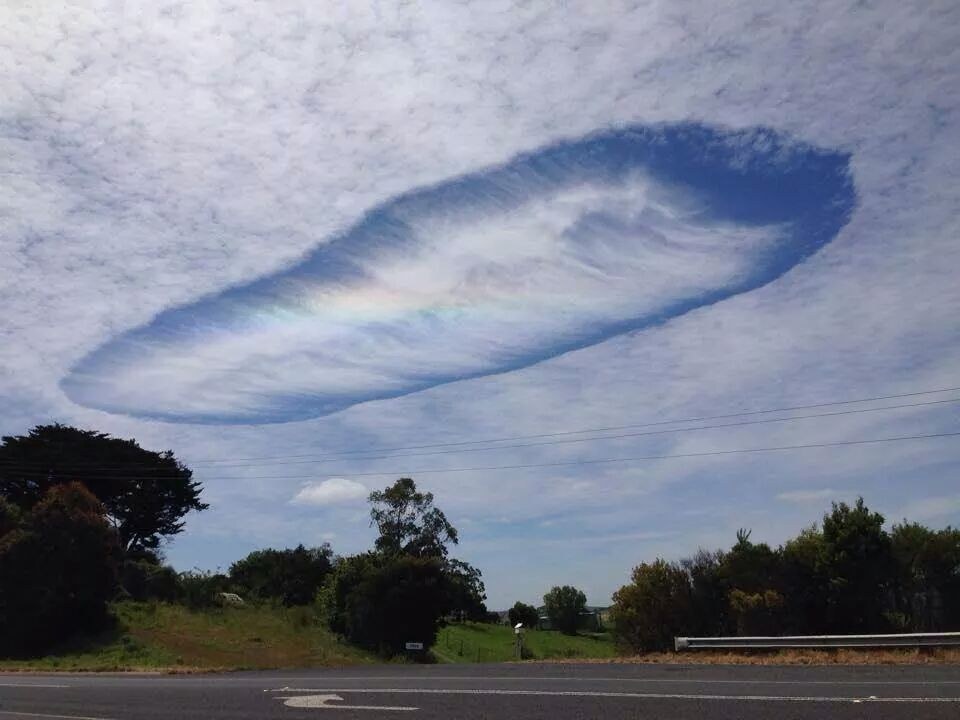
[0,602,375,671]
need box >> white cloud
[777,489,845,504]
[291,479,368,507]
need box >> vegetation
[435,622,616,663]
[0,601,374,671]
[229,544,334,606]
[0,483,119,656]
[543,585,588,634]
[321,478,487,656]
[611,498,960,653]
[0,424,206,557]
[508,601,540,628]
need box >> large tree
[0,424,207,555]
[368,477,457,558]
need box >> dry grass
[538,647,960,665]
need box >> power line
[187,384,960,463]
[2,385,958,472]
[3,430,957,482]
[2,395,957,473]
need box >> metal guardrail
[675,632,960,651]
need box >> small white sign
[404,642,424,651]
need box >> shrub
[0,483,119,656]
[611,559,692,653]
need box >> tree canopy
[0,424,207,555]
[368,477,458,558]
[543,585,588,634]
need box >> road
[3,663,960,719]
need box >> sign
[404,642,424,651]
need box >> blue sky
[2,1,959,608]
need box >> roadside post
[514,623,524,660]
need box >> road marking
[268,675,960,686]
[0,711,114,720]
[0,685,70,689]
[277,694,417,711]
[270,687,960,703]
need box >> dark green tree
[680,548,728,637]
[368,478,457,558]
[229,544,334,606]
[891,522,960,630]
[543,585,588,634]
[508,601,540,629]
[0,483,119,656]
[820,497,893,631]
[322,553,450,655]
[443,558,487,621]
[779,526,830,633]
[0,425,207,556]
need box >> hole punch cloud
[62,124,855,424]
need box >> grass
[0,601,375,672]
[434,623,617,663]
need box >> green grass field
[0,602,375,671]
[434,622,617,663]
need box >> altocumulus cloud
[291,479,368,506]
[61,123,853,424]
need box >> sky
[2,0,959,609]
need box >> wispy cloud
[777,489,846,504]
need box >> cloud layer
[61,124,852,424]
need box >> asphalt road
[3,662,960,720]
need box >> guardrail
[675,632,960,651]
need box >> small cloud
[776,488,843,504]
[292,478,368,506]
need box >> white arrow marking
[277,694,417,711]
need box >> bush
[610,559,691,653]
[323,553,450,656]
[179,570,230,610]
[121,560,181,602]
[0,483,119,656]
[543,585,587,635]
[229,544,333,606]
[508,601,539,629]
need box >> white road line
[268,675,960,686]
[269,687,960,703]
[0,711,114,720]
[0,685,70,689]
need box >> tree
[891,522,960,630]
[229,544,334,606]
[610,559,692,652]
[680,548,728,637]
[368,478,457,558]
[444,558,487,621]
[322,553,450,655]
[508,601,540,629]
[543,585,587,634]
[779,526,830,633]
[821,497,893,631]
[0,483,119,656]
[0,425,207,556]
